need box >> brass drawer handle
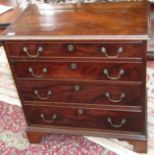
[34,90,52,100]
[22,46,43,58]
[105,92,126,103]
[74,85,81,92]
[107,117,126,128]
[70,63,78,70]
[67,44,75,52]
[28,67,47,78]
[40,113,57,123]
[103,69,124,80]
[101,47,123,58]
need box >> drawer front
[12,61,143,81]
[6,42,145,58]
[18,81,142,106]
[23,105,143,132]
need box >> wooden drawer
[12,61,143,81]
[18,81,142,106]
[23,104,144,132]
[6,42,145,59]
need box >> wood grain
[11,61,143,81]
[6,41,145,59]
[0,1,151,40]
[23,104,144,132]
[1,1,149,152]
[18,80,143,106]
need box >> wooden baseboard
[128,140,147,153]
[26,126,147,153]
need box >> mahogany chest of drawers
[1,1,151,153]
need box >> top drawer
[5,42,145,59]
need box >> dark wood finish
[26,126,147,153]
[26,126,147,141]
[23,104,144,132]
[1,1,150,153]
[12,61,143,81]
[6,41,145,59]
[18,80,143,106]
[128,140,147,153]
[0,1,151,40]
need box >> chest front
[1,1,150,153]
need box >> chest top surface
[0,1,151,41]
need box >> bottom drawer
[23,105,144,132]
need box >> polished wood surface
[18,81,143,106]
[2,1,149,152]
[1,1,151,40]
[23,104,143,132]
[12,61,143,81]
[6,41,145,59]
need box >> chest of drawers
[1,1,151,153]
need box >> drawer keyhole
[74,85,81,92]
[78,109,84,115]
[67,44,75,52]
[70,63,78,70]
